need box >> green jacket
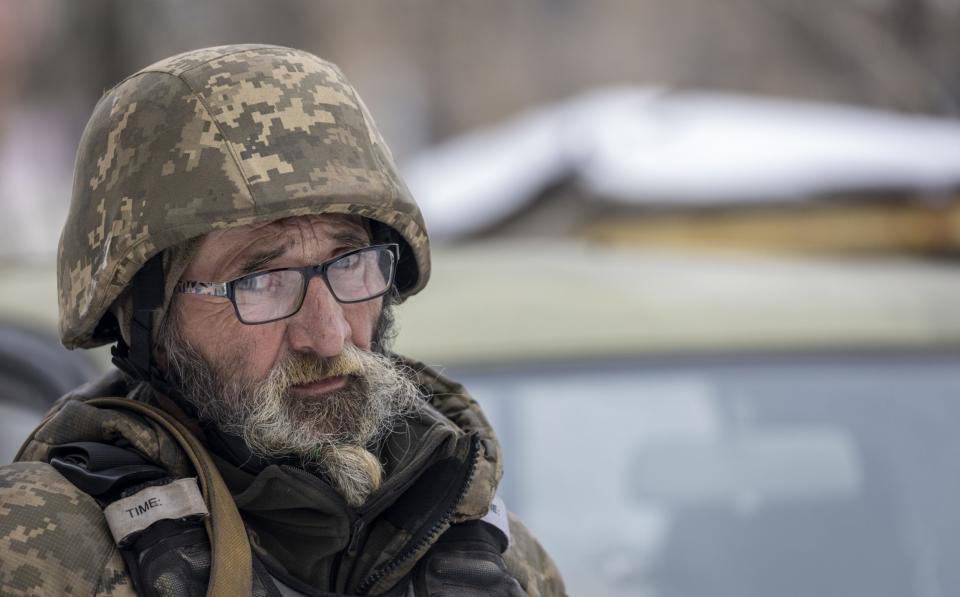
[0,358,565,596]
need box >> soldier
[0,45,565,597]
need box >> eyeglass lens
[233,247,394,323]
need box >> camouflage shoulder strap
[85,398,252,597]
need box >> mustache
[269,344,368,388]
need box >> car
[393,241,960,597]
[391,89,960,595]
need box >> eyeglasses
[175,244,398,324]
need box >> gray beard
[159,321,423,506]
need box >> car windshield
[449,351,960,597]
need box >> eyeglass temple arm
[176,281,229,297]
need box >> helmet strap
[112,254,164,382]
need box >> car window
[453,352,960,597]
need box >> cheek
[344,299,382,350]
[232,326,287,381]
[179,301,286,380]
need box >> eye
[329,252,362,271]
[235,271,280,293]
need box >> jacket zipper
[327,516,360,592]
[354,436,482,595]
[277,464,359,593]
[346,518,366,557]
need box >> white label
[103,477,208,544]
[481,494,511,548]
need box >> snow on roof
[401,87,960,240]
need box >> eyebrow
[331,231,370,249]
[233,230,370,277]
[236,244,290,276]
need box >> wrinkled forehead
[187,214,371,278]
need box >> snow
[402,87,960,239]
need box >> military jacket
[0,358,565,596]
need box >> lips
[289,375,349,397]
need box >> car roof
[393,241,960,366]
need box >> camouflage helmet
[58,44,430,349]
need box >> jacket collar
[38,355,503,593]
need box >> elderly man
[0,45,565,597]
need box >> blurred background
[4,1,960,596]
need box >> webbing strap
[87,398,252,597]
[130,254,164,379]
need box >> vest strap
[87,398,252,597]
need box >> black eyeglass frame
[175,243,399,325]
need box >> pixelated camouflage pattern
[93,553,138,596]
[403,356,504,523]
[17,394,193,479]
[503,513,568,597]
[59,44,430,349]
[5,365,565,596]
[0,462,135,597]
[366,359,566,596]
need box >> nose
[285,276,351,358]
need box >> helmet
[58,44,429,350]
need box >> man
[0,45,565,596]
